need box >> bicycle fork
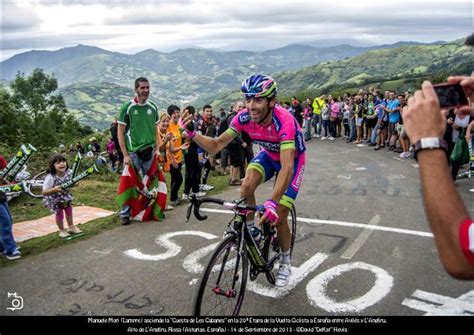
[212,233,242,299]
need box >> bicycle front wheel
[193,234,248,316]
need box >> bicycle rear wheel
[193,234,248,316]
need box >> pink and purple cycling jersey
[227,105,306,161]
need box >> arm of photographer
[404,80,474,280]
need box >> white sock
[281,250,291,265]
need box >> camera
[6,292,24,311]
[433,83,469,109]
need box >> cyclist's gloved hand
[178,117,196,139]
[263,199,279,224]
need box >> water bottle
[247,222,262,247]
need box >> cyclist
[180,74,306,286]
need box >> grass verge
[2,169,230,268]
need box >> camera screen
[434,84,468,108]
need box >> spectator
[403,77,474,279]
[68,144,76,153]
[167,105,188,207]
[225,102,244,185]
[450,112,471,181]
[182,106,206,200]
[59,144,66,154]
[329,96,340,141]
[291,97,304,127]
[106,138,118,171]
[320,99,330,140]
[116,77,159,225]
[217,111,230,176]
[384,91,401,151]
[302,101,313,141]
[312,94,325,138]
[110,116,124,171]
[42,154,82,238]
[76,141,85,155]
[196,105,215,191]
[0,155,21,260]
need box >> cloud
[100,2,471,28]
[1,0,472,61]
[1,3,41,31]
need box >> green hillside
[60,82,180,129]
[275,40,472,96]
[204,39,472,108]
[6,39,470,129]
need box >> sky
[1,0,473,61]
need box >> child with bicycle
[42,154,82,238]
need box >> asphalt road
[1,137,473,317]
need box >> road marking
[183,242,220,273]
[124,231,218,261]
[337,175,351,180]
[199,208,434,238]
[247,253,328,299]
[387,174,406,179]
[340,215,380,260]
[91,249,113,255]
[306,261,393,313]
[402,289,474,315]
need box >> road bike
[186,195,297,316]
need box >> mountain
[1,44,115,79]
[200,39,471,109]
[275,39,470,94]
[1,40,454,129]
[2,41,433,84]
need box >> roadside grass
[2,169,230,268]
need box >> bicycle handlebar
[186,195,260,222]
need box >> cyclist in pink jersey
[180,74,306,286]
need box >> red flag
[117,157,166,221]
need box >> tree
[10,69,68,144]
[0,87,30,148]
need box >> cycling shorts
[247,150,305,209]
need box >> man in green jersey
[117,77,159,225]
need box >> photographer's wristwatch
[413,137,448,161]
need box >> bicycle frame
[187,195,278,282]
[191,195,297,316]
